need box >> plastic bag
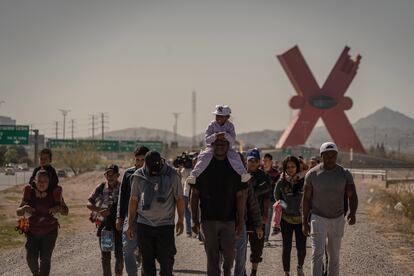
[100,228,114,252]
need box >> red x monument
[276,46,366,154]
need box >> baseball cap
[246,148,260,161]
[145,151,163,174]
[212,105,231,116]
[105,164,119,174]
[320,142,338,155]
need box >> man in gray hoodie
[127,151,185,276]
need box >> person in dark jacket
[116,146,149,276]
[234,152,263,276]
[245,148,272,276]
[261,153,281,245]
[274,156,306,276]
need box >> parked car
[17,163,29,171]
[57,170,67,178]
[5,167,15,175]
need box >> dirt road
[0,172,413,276]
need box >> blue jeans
[265,205,274,241]
[234,224,247,276]
[184,196,192,235]
[122,217,139,276]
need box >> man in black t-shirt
[190,136,247,276]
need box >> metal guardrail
[349,169,414,188]
[349,169,387,177]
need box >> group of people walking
[16,105,358,276]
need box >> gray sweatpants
[201,221,236,276]
[310,214,345,276]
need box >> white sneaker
[241,173,251,182]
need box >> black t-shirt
[194,157,247,221]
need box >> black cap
[145,151,162,174]
[105,164,119,174]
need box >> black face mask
[145,151,162,175]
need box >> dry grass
[366,182,414,273]
[368,184,414,236]
[0,170,107,249]
[0,186,26,248]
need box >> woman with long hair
[274,156,307,276]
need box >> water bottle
[100,227,114,252]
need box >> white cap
[320,142,338,155]
[212,105,231,116]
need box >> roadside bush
[53,147,102,176]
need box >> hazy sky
[0,0,413,138]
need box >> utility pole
[55,121,59,139]
[172,112,180,148]
[70,119,75,139]
[59,109,70,139]
[32,129,39,167]
[90,115,96,139]
[100,112,109,140]
[192,90,197,149]
[101,113,104,140]
[398,138,401,159]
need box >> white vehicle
[5,167,15,175]
[17,163,29,171]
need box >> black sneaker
[272,227,280,235]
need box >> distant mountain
[307,107,414,152]
[103,127,203,147]
[238,129,282,148]
[354,107,414,131]
[102,107,414,153]
[353,107,414,152]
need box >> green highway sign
[0,125,30,145]
[47,139,164,153]
[78,140,119,152]
[120,141,164,153]
[119,141,137,152]
[47,139,77,148]
[300,147,312,158]
[282,148,292,157]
